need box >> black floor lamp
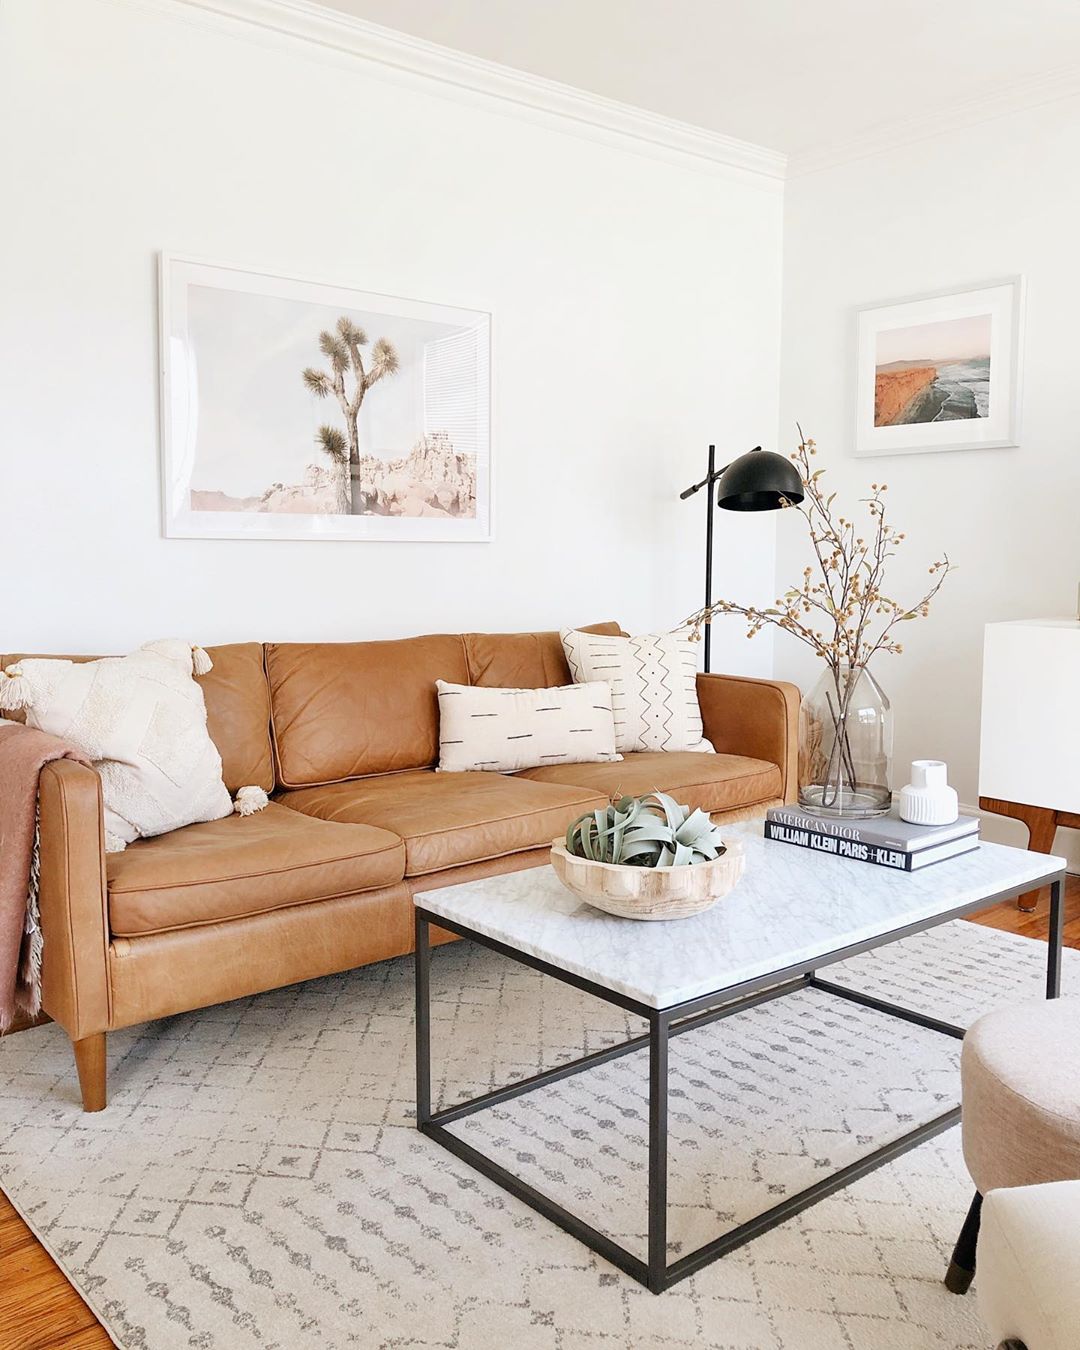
[680,445,805,673]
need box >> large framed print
[854,278,1022,458]
[160,256,492,541]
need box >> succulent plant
[565,792,727,869]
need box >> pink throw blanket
[0,721,91,1029]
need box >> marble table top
[414,822,1066,1010]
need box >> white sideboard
[980,619,1080,815]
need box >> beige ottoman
[978,1181,1080,1350]
[945,998,1080,1296]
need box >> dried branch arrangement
[682,433,952,672]
[681,433,954,809]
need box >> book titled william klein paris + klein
[764,806,979,872]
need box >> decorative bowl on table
[550,836,745,920]
[549,791,746,920]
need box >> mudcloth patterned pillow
[560,629,712,754]
[436,680,621,773]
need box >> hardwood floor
[1,876,1077,1350]
[0,1189,112,1349]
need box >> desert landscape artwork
[855,279,1021,458]
[161,258,491,541]
[874,314,991,427]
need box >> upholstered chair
[944,999,1080,1314]
[976,1180,1080,1350]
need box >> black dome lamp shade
[679,445,805,672]
[716,448,805,512]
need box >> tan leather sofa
[1,624,799,1112]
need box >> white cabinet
[979,619,1080,815]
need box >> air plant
[565,792,727,869]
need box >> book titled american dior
[764,805,979,872]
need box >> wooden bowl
[549,837,745,921]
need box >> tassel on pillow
[139,640,214,677]
[234,786,269,816]
[191,645,213,677]
[0,664,31,713]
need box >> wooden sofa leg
[73,1033,107,1112]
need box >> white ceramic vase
[898,760,959,826]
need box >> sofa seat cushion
[280,771,607,877]
[515,751,783,815]
[107,803,405,937]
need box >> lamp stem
[704,444,715,675]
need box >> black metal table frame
[414,869,1065,1295]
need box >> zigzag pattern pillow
[560,629,712,754]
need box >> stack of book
[763,805,979,872]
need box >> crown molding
[121,0,786,182]
[788,61,1080,178]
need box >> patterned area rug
[0,919,1071,1350]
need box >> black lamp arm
[678,446,760,499]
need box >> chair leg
[944,1190,982,1294]
[72,1033,107,1112]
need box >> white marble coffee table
[413,822,1066,1294]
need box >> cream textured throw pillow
[0,640,262,852]
[436,680,621,773]
[560,629,712,754]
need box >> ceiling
[318,0,1080,163]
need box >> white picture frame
[854,277,1023,458]
[159,254,493,541]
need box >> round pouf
[961,997,1080,1195]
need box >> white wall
[777,98,1080,853]
[0,0,782,670]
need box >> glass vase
[798,665,892,818]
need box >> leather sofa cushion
[515,751,783,814]
[281,771,607,876]
[107,803,405,937]
[464,622,622,689]
[200,643,274,794]
[2,644,274,796]
[266,636,469,787]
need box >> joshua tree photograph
[160,257,491,541]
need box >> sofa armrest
[36,760,110,1038]
[696,672,801,804]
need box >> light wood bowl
[549,837,745,921]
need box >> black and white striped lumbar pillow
[560,629,712,755]
[436,680,621,773]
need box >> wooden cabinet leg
[979,799,1060,912]
[1017,807,1060,913]
[72,1034,106,1112]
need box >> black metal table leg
[1048,876,1064,999]
[415,911,431,1126]
[647,1011,670,1293]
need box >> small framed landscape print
[854,278,1022,458]
[160,256,492,541]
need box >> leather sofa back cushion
[266,635,470,787]
[1,643,273,795]
[464,622,622,689]
[200,643,275,794]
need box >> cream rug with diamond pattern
[0,919,1071,1350]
